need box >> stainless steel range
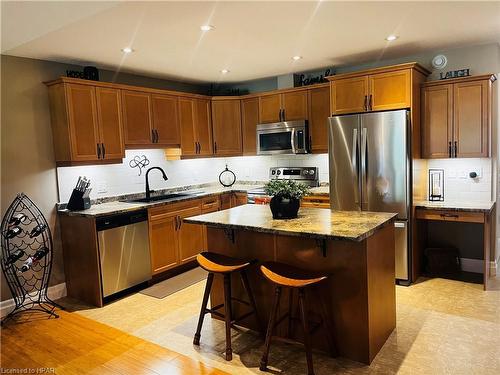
[247,167,319,204]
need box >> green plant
[264,179,310,200]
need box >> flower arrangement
[264,179,310,199]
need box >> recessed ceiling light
[292,55,302,61]
[220,69,229,74]
[385,35,398,41]
[121,47,134,53]
[200,25,215,31]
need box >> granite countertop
[413,200,495,213]
[58,184,262,218]
[184,204,397,242]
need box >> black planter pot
[269,196,300,219]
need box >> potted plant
[264,180,310,219]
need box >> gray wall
[0,55,206,301]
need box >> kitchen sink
[123,192,193,204]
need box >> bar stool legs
[298,289,314,375]
[259,286,282,371]
[193,273,214,346]
[223,273,233,361]
[240,269,265,336]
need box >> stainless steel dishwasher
[96,210,151,298]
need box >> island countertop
[184,204,397,242]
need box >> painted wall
[0,55,206,301]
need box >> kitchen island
[185,204,397,364]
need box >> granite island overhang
[185,205,398,364]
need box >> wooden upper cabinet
[177,205,204,264]
[331,76,368,115]
[179,98,197,156]
[149,211,179,275]
[369,70,411,111]
[195,98,213,156]
[259,93,281,123]
[122,90,153,146]
[65,84,100,161]
[282,90,308,121]
[421,75,494,159]
[453,80,489,157]
[241,97,259,155]
[308,85,330,153]
[422,85,453,158]
[95,87,124,160]
[152,94,180,146]
[211,99,242,156]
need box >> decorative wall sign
[439,68,470,80]
[293,68,333,87]
[66,66,100,81]
[129,155,150,176]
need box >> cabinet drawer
[148,199,201,217]
[202,196,220,213]
[415,209,484,223]
[301,195,330,208]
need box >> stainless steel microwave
[256,120,309,155]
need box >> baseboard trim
[460,258,483,274]
[490,255,499,277]
[1,282,66,318]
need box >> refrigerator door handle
[352,128,359,204]
[361,127,368,206]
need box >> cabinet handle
[440,213,459,219]
[282,108,285,121]
[454,141,458,158]
[195,142,198,154]
[174,216,179,230]
[151,129,155,143]
[448,141,452,158]
[198,142,202,153]
[368,94,372,111]
[101,143,106,159]
[178,216,182,229]
[364,95,368,111]
[97,143,101,159]
[214,142,217,154]
[154,129,158,143]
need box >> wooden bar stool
[193,252,264,361]
[259,262,336,375]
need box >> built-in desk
[414,201,495,290]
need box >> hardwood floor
[0,309,229,375]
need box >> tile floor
[61,276,500,375]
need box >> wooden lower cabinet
[148,200,204,275]
[301,195,330,208]
[231,192,248,207]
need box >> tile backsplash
[56,150,329,203]
[418,158,493,202]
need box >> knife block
[66,189,91,211]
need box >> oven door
[257,121,307,155]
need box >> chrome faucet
[145,167,168,201]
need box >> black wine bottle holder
[66,188,91,211]
[1,193,61,325]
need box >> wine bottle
[4,226,22,239]
[9,213,27,226]
[18,247,48,272]
[4,249,25,265]
[29,223,46,238]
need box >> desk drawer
[415,209,484,223]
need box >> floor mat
[140,267,208,299]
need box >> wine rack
[1,193,61,325]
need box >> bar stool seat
[259,262,336,375]
[197,252,250,273]
[260,262,327,288]
[193,252,264,361]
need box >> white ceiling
[2,1,500,83]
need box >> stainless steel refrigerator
[328,109,410,283]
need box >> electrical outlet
[96,182,108,195]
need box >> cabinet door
[212,99,242,156]
[195,98,213,156]
[308,86,330,153]
[149,212,179,274]
[231,192,248,207]
[177,206,204,264]
[422,85,453,159]
[179,98,197,156]
[66,83,100,161]
[369,70,411,111]
[453,80,489,157]
[331,77,368,114]
[220,193,232,210]
[241,97,259,155]
[95,87,124,160]
[122,90,153,146]
[152,94,180,146]
[202,198,220,249]
[282,90,308,121]
[259,93,281,123]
